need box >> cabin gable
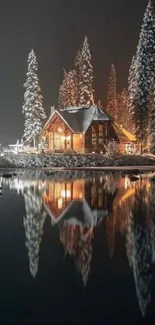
[41,111,73,152]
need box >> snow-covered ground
[0,153,155,169]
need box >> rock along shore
[0,153,155,169]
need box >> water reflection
[23,185,47,278]
[1,172,155,317]
[126,182,155,317]
[60,223,93,286]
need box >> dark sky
[0,0,153,145]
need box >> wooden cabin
[40,106,136,153]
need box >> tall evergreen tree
[58,69,68,109]
[58,69,78,109]
[106,64,118,121]
[67,70,78,107]
[117,88,135,133]
[74,49,82,106]
[130,1,155,152]
[149,79,155,153]
[78,36,94,106]
[128,55,137,132]
[22,49,46,147]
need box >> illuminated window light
[61,189,71,199]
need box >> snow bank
[3,153,113,168]
[0,157,15,168]
[1,153,155,169]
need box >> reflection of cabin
[42,178,112,225]
[40,106,136,153]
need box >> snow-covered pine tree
[67,70,78,107]
[58,69,68,110]
[128,55,137,131]
[74,49,82,106]
[22,49,46,147]
[106,64,118,121]
[117,88,135,133]
[78,36,94,107]
[23,186,46,278]
[149,78,155,153]
[58,69,78,109]
[130,1,155,152]
[75,49,82,73]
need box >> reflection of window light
[124,177,129,189]
[61,189,71,199]
[98,195,102,207]
[79,192,83,199]
[58,197,63,209]
[92,138,96,145]
[99,124,103,136]
[58,127,63,132]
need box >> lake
[0,170,155,325]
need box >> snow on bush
[104,140,119,157]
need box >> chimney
[51,106,55,115]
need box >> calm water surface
[0,170,155,325]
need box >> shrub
[104,139,119,157]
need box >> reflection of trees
[59,222,93,286]
[23,186,47,278]
[106,186,135,258]
[149,182,155,264]
[126,185,153,318]
[104,178,155,318]
[3,171,155,317]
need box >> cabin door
[54,135,65,150]
[66,135,71,149]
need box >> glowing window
[92,138,96,145]
[99,124,103,136]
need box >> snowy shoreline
[0,153,155,170]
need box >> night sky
[0,0,153,146]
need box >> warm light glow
[79,192,83,199]
[61,189,71,199]
[60,135,71,140]
[57,127,63,132]
[124,176,130,189]
[58,197,63,209]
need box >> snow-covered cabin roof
[62,200,99,225]
[43,199,107,226]
[41,105,112,134]
[116,124,136,142]
[114,123,136,143]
